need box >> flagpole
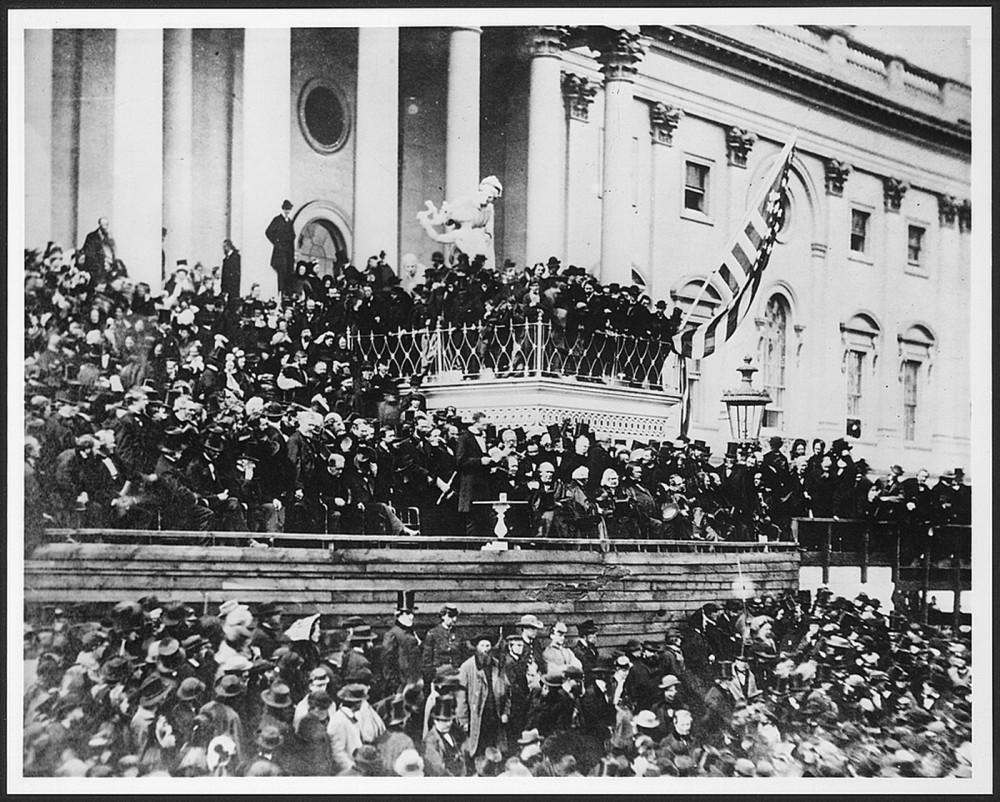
[674,130,799,339]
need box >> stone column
[524,26,568,266]
[649,103,683,297]
[354,27,400,270]
[241,28,291,298]
[595,27,647,285]
[112,29,163,290]
[163,29,194,273]
[25,29,53,250]
[446,26,482,203]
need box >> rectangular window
[846,350,864,417]
[689,358,703,423]
[907,225,925,264]
[684,162,709,213]
[851,209,870,253]
[902,360,919,441]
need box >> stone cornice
[646,25,970,155]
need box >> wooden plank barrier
[25,540,800,652]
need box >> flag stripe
[672,135,797,361]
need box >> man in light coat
[456,635,511,759]
[542,621,583,672]
[328,684,366,774]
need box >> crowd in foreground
[24,240,970,546]
[22,588,972,778]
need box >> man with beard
[457,635,510,759]
[381,592,422,695]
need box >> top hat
[261,682,293,709]
[431,694,457,720]
[387,693,409,726]
[396,590,418,613]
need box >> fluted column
[163,29,194,273]
[354,27,400,270]
[524,26,568,266]
[445,26,481,202]
[595,27,648,285]
[241,28,291,298]
[112,29,163,289]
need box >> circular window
[299,80,350,154]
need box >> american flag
[673,135,797,360]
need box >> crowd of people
[23,234,970,548]
[22,588,972,778]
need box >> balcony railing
[43,528,796,554]
[347,318,684,394]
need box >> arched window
[297,218,348,279]
[672,278,723,425]
[898,324,935,442]
[841,313,880,439]
[758,295,788,430]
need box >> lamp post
[721,356,771,447]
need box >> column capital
[957,198,972,232]
[937,193,958,227]
[561,72,598,122]
[650,102,683,146]
[725,126,756,168]
[593,26,649,82]
[882,176,909,212]
[527,25,571,57]
[823,158,852,196]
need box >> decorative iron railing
[346,317,684,393]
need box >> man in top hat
[343,624,377,681]
[423,695,467,776]
[381,591,422,695]
[422,604,464,686]
[572,619,601,678]
[248,601,286,661]
[265,200,296,293]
